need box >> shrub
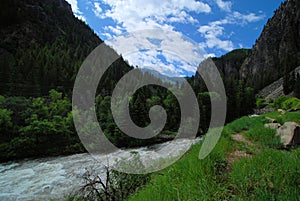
[74,167,150,201]
[256,98,266,109]
[272,96,289,109]
[271,96,300,110]
[282,97,300,110]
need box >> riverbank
[128,110,300,200]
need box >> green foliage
[256,98,266,109]
[0,109,12,132]
[270,96,300,110]
[281,97,300,110]
[263,111,300,125]
[271,96,290,109]
[0,90,82,161]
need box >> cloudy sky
[66,0,283,77]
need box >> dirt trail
[231,134,253,145]
[227,134,253,164]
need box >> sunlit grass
[128,111,300,200]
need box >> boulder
[276,122,300,147]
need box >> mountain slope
[0,0,132,96]
[240,0,300,90]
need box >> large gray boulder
[276,122,300,147]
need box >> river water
[0,139,199,200]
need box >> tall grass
[229,149,300,201]
[129,138,231,201]
[128,111,300,200]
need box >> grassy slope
[128,111,300,201]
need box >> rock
[265,117,277,123]
[264,123,281,129]
[278,109,286,114]
[276,122,300,147]
[257,67,300,99]
[254,108,275,115]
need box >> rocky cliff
[240,0,300,90]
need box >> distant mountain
[141,68,185,85]
[240,0,300,90]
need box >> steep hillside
[0,0,132,96]
[240,0,300,90]
[0,0,101,50]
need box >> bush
[271,96,300,110]
[73,167,150,201]
[272,96,289,109]
[282,97,300,110]
[256,98,266,109]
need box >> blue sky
[66,0,283,77]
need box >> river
[0,138,199,200]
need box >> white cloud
[91,0,265,76]
[99,0,211,32]
[94,0,213,76]
[106,30,206,76]
[198,10,264,51]
[104,25,123,35]
[93,2,103,18]
[232,11,265,24]
[198,23,233,51]
[216,0,232,12]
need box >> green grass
[129,138,232,201]
[128,111,300,201]
[229,149,300,201]
[262,111,300,125]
